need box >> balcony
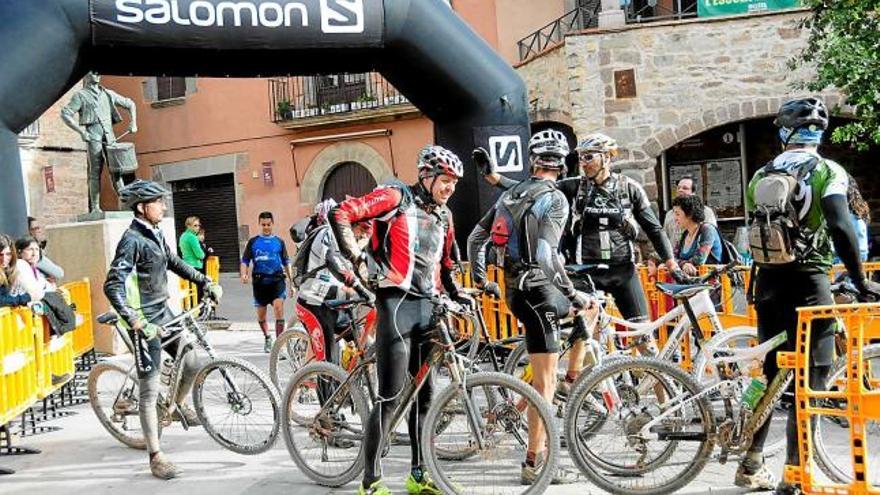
[517,5,600,62]
[625,0,697,24]
[18,120,40,140]
[268,72,418,130]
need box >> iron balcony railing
[625,0,698,23]
[517,5,600,62]
[268,72,409,123]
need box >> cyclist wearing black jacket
[738,98,880,495]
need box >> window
[156,77,186,101]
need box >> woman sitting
[672,195,722,276]
[14,235,52,297]
[0,234,38,307]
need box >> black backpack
[490,180,557,269]
[291,225,328,289]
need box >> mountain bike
[87,298,281,455]
[563,325,793,495]
[280,294,560,494]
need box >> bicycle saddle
[655,283,712,299]
[97,312,119,325]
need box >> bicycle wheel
[192,356,281,455]
[565,356,715,495]
[281,361,368,487]
[423,371,560,495]
[693,326,787,458]
[269,326,311,390]
[88,362,161,449]
[814,344,880,484]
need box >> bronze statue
[61,72,138,213]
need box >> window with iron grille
[156,77,187,101]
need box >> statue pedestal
[45,215,183,355]
[75,210,136,223]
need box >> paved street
[0,274,798,494]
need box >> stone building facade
[517,9,846,206]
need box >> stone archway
[299,141,392,206]
[639,92,850,159]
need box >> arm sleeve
[181,232,205,261]
[60,93,82,119]
[324,231,358,286]
[0,288,30,307]
[495,175,520,191]
[822,194,864,282]
[630,181,674,261]
[240,237,255,266]
[329,187,402,261]
[167,244,209,286]
[704,206,717,226]
[36,255,64,281]
[467,205,496,286]
[103,234,142,327]
[439,215,460,296]
[534,192,576,297]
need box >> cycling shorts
[507,283,571,354]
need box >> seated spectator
[15,236,53,296]
[672,195,722,276]
[663,176,717,244]
[28,216,64,284]
[0,234,35,307]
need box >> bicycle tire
[814,344,880,484]
[281,361,369,487]
[502,340,529,378]
[565,356,716,495]
[88,361,161,450]
[423,371,560,495]
[692,326,787,458]
[192,356,281,455]
[269,326,311,389]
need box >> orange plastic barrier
[181,256,220,310]
[779,303,880,495]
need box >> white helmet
[575,133,620,157]
[417,145,464,179]
[528,129,570,159]
[314,198,337,224]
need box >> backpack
[490,180,557,269]
[748,153,819,264]
[709,224,742,265]
[291,225,328,289]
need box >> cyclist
[103,180,221,480]
[329,145,470,495]
[469,130,592,485]
[295,198,374,369]
[477,131,680,387]
[240,211,293,353]
[739,97,880,495]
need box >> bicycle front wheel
[423,371,560,495]
[565,356,715,495]
[269,326,311,390]
[281,361,368,487]
[192,356,281,455]
[88,361,160,450]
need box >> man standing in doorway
[240,212,292,353]
[663,176,717,245]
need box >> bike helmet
[417,145,464,179]
[314,198,338,224]
[575,133,620,158]
[774,97,829,131]
[528,129,570,159]
[119,179,170,210]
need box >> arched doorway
[321,162,377,202]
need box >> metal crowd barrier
[780,303,880,495]
[180,255,220,310]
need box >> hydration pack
[490,180,556,269]
[748,153,819,265]
[291,225,328,289]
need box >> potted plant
[276,100,293,120]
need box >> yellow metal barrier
[181,256,220,310]
[0,308,39,427]
[63,278,94,358]
[780,303,880,495]
[206,256,220,283]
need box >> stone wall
[517,10,846,200]
[19,84,90,227]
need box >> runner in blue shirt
[240,211,292,352]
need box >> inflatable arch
[0,0,530,246]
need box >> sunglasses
[578,152,597,162]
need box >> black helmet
[119,179,170,210]
[774,97,829,131]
